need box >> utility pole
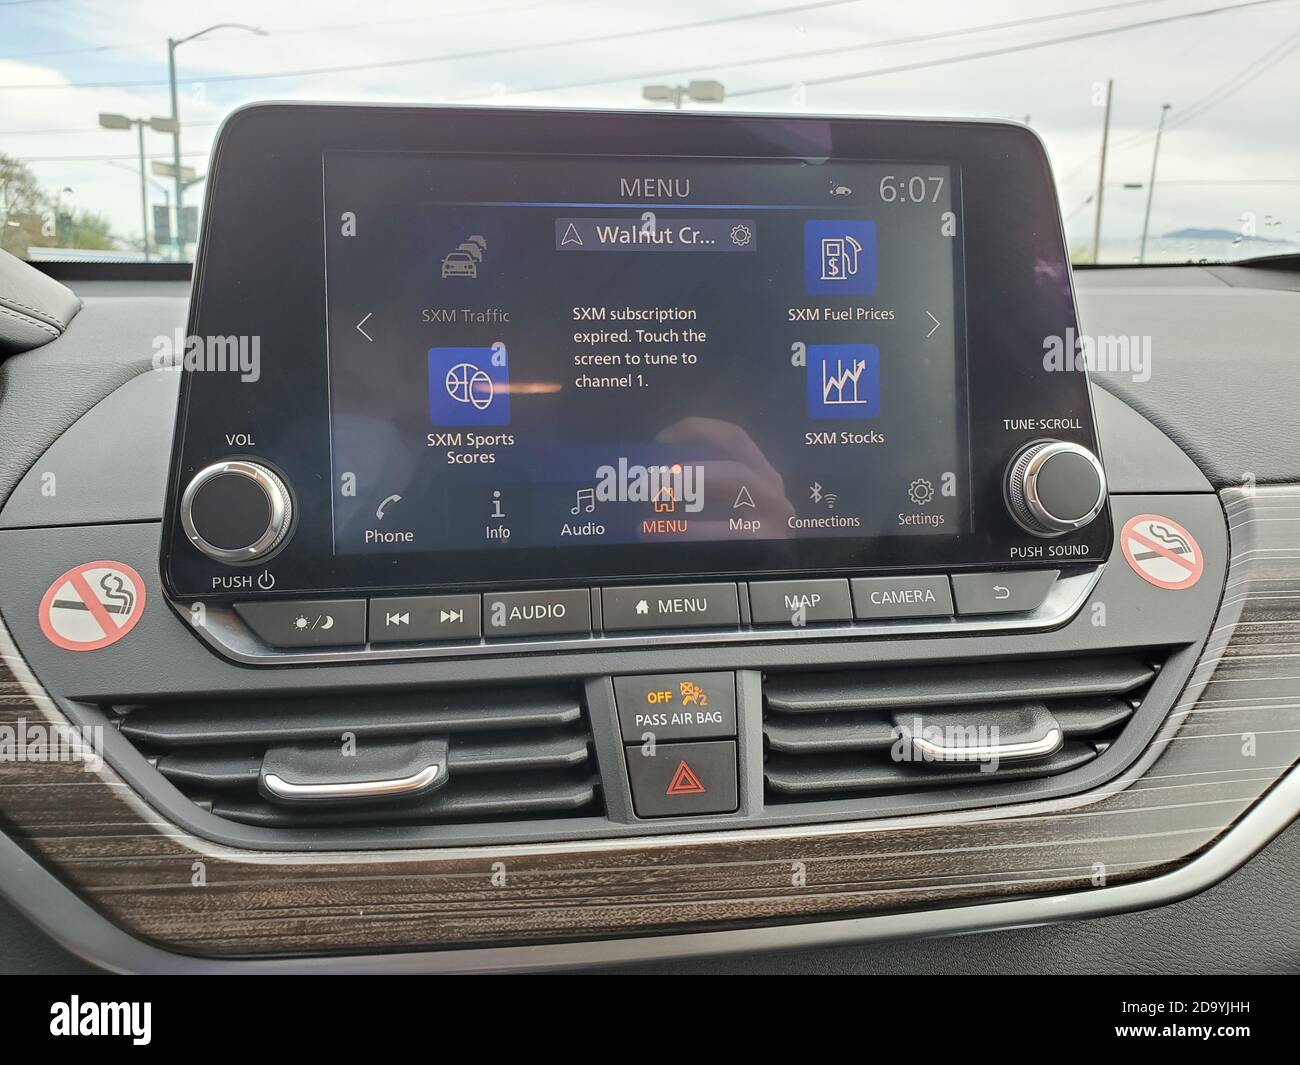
[136,120,149,261]
[166,24,267,260]
[100,113,173,262]
[1091,79,1113,265]
[167,38,183,261]
[1139,103,1172,264]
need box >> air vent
[763,654,1162,801]
[111,686,601,828]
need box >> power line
[0,0,589,61]
[1,121,220,137]
[727,0,1291,97]
[0,0,873,90]
[1054,24,1300,185]
[435,0,1293,105]
[0,0,1188,130]
[14,151,210,163]
[1169,26,1300,125]
[472,0,1193,101]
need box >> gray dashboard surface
[0,295,185,508]
[1075,265,1300,488]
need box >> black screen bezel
[162,103,1110,600]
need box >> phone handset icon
[375,494,402,520]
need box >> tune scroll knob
[1005,441,1107,536]
[180,460,294,563]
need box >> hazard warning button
[626,740,738,818]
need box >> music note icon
[571,488,596,515]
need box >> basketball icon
[445,362,495,411]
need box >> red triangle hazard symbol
[666,760,706,796]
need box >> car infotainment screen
[163,105,1110,602]
[322,151,966,561]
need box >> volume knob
[180,460,293,563]
[1005,441,1106,536]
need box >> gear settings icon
[729,223,753,247]
[907,478,935,506]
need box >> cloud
[1,0,1296,257]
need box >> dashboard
[0,104,1297,975]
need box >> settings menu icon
[907,478,935,506]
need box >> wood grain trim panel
[0,486,1296,958]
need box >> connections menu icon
[428,346,510,426]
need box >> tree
[0,152,120,258]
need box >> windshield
[2,0,1297,266]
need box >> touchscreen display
[322,151,966,559]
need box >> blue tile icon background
[803,220,877,295]
[428,347,510,426]
[807,344,879,419]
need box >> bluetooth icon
[809,482,824,503]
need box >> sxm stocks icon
[807,344,880,419]
[428,344,510,426]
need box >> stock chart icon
[806,344,880,419]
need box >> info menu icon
[428,346,510,426]
[807,344,880,419]
[803,219,877,295]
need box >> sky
[1,0,1298,262]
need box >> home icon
[652,487,677,513]
[635,599,650,615]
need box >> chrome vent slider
[260,737,448,804]
[115,686,600,829]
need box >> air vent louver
[112,686,601,828]
[763,654,1161,801]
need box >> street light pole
[167,38,182,261]
[1138,103,1172,264]
[1091,79,1113,265]
[100,113,177,263]
[166,23,267,261]
[642,80,725,109]
[136,120,150,262]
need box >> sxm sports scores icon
[428,345,511,426]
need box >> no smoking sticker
[1121,515,1204,590]
[39,561,146,651]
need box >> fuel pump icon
[819,234,863,281]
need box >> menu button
[602,583,740,632]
